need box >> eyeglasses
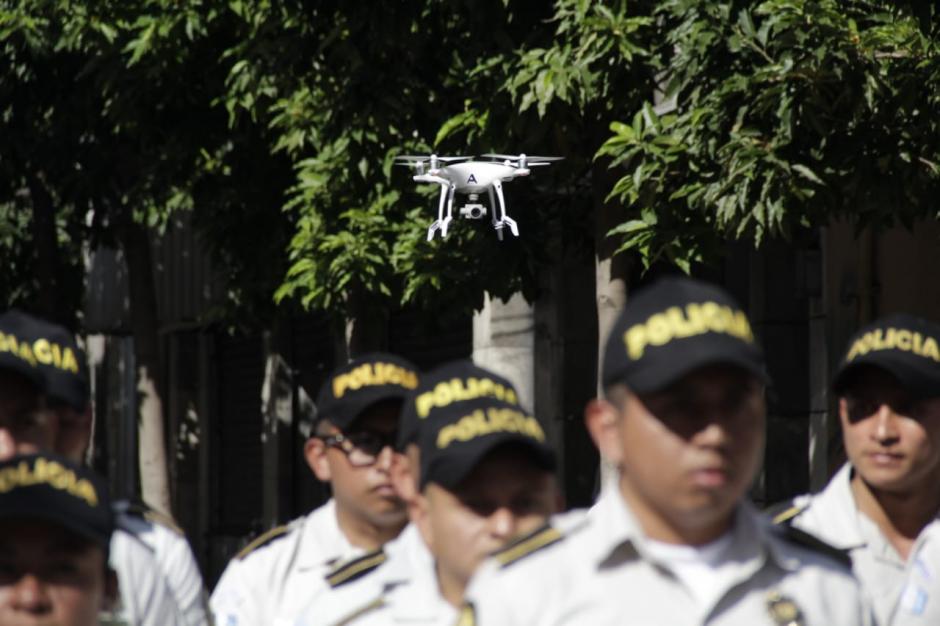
[320,430,398,467]
[844,393,915,423]
[0,408,52,441]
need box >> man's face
[0,374,59,461]
[606,365,765,542]
[48,406,91,464]
[307,401,407,528]
[0,520,112,626]
[840,366,940,496]
[418,447,557,595]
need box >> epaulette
[493,523,564,568]
[113,499,185,536]
[778,525,852,569]
[765,498,806,526]
[235,525,290,560]
[325,549,387,588]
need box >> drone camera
[459,203,487,220]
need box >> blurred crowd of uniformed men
[1,275,938,625]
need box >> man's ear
[390,453,417,504]
[304,437,332,482]
[103,567,119,610]
[584,398,623,466]
[57,405,93,463]
[553,484,565,513]
[837,397,850,428]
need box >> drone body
[395,153,561,241]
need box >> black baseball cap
[0,310,47,391]
[602,276,767,393]
[411,360,555,490]
[397,359,522,450]
[0,453,113,552]
[314,353,419,432]
[0,310,89,410]
[832,313,940,400]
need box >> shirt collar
[380,523,431,583]
[806,463,867,550]
[591,487,786,577]
[382,525,453,620]
[587,485,641,565]
[297,498,361,570]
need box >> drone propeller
[480,153,564,162]
[394,155,470,163]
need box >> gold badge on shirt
[766,590,804,626]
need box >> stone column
[472,292,535,411]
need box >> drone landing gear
[426,180,519,241]
[427,183,456,241]
[492,217,519,241]
[488,182,519,241]
[426,217,453,240]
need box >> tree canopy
[1,0,938,328]
[599,0,940,270]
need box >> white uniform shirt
[117,510,210,626]
[465,487,870,625]
[297,523,455,626]
[788,463,940,625]
[211,499,363,626]
[110,528,187,626]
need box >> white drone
[394,153,562,241]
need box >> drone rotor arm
[395,154,472,166]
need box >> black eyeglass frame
[318,430,398,467]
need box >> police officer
[0,452,119,626]
[210,353,419,626]
[0,309,202,626]
[465,276,870,625]
[298,360,559,625]
[774,314,940,625]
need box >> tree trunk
[592,164,632,491]
[592,165,632,387]
[25,174,62,322]
[117,218,173,517]
[333,284,388,363]
[260,321,294,527]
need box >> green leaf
[791,164,824,186]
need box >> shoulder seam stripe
[236,525,289,560]
[325,548,384,579]
[143,510,185,536]
[495,527,562,566]
[780,526,852,569]
[492,522,551,557]
[771,505,803,525]
[327,552,386,587]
